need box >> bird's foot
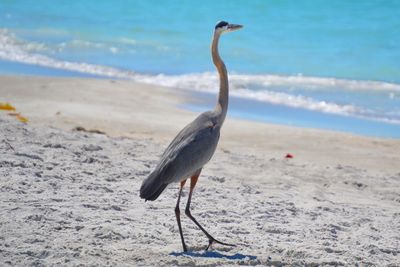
[206,239,213,251]
[205,237,235,251]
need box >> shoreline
[183,89,400,139]
[2,61,400,139]
[1,75,400,173]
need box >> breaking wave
[1,28,399,124]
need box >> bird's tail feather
[140,170,168,201]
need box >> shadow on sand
[169,251,257,260]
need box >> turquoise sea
[1,1,400,138]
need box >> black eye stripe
[215,21,228,29]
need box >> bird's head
[214,21,243,35]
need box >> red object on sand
[285,153,294,159]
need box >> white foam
[68,39,106,49]
[131,72,400,123]
[118,37,138,45]
[0,29,135,78]
[1,29,400,124]
[137,72,400,93]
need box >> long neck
[212,32,229,125]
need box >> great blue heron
[140,21,243,252]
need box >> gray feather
[140,111,220,201]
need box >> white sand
[1,76,399,266]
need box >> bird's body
[140,111,221,200]
[140,21,243,252]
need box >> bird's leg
[175,180,187,252]
[185,171,235,251]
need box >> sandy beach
[1,75,400,266]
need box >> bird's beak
[227,24,243,32]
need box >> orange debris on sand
[0,102,16,111]
[1,102,29,123]
[7,112,29,123]
[16,114,29,123]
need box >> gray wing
[156,111,220,184]
[140,111,220,200]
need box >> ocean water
[1,0,400,138]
